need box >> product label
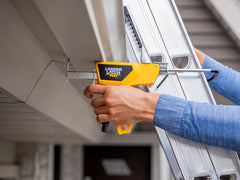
[98,64,133,81]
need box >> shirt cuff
[202,55,218,80]
[153,94,187,135]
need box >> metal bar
[67,72,97,80]
[161,69,213,73]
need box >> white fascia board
[205,0,240,48]
[26,62,103,143]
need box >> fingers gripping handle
[117,124,132,135]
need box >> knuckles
[104,96,113,106]
[105,85,113,92]
[87,84,95,92]
[94,108,98,115]
[90,99,96,107]
[96,113,117,123]
[108,107,115,115]
[97,114,108,123]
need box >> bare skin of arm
[84,48,206,125]
[194,48,206,66]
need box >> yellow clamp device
[95,61,160,135]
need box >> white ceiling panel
[0,87,93,143]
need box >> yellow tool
[67,61,218,135]
[95,62,160,86]
[95,62,160,135]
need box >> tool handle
[102,122,109,133]
[117,124,132,135]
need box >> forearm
[139,92,160,122]
[154,94,240,151]
[203,56,240,104]
[195,48,206,66]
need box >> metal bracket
[66,60,97,83]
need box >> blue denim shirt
[153,56,240,151]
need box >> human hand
[84,84,159,125]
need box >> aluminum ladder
[81,0,240,179]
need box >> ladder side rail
[148,0,240,178]
[124,0,218,179]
